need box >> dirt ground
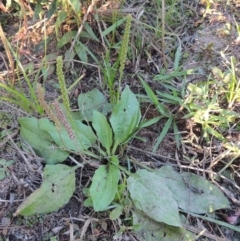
[1,0,240,240]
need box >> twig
[210,177,240,205]
[0,24,15,84]
[0,130,18,148]
[8,134,41,173]
[0,52,9,84]
[0,198,24,203]
[185,224,230,241]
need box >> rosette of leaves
[18,86,159,215]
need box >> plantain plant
[15,57,233,240]
[16,55,159,215]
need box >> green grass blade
[0,97,31,112]
[205,125,226,141]
[102,17,127,37]
[185,211,240,233]
[156,91,182,103]
[139,76,159,106]
[173,120,181,149]
[153,116,173,152]
[154,69,196,81]
[139,116,162,128]
[174,45,181,71]
[6,40,43,113]
[0,83,30,102]
[83,22,99,42]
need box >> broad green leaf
[157,166,230,213]
[83,197,93,207]
[110,155,119,165]
[114,183,126,202]
[153,116,173,152]
[89,164,120,211]
[92,110,112,155]
[127,169,182,227]
[39,118,96,153]
[212,67,224,79]
[219,109,239,119]
[110,205,123,220]
[14,164,77,216]
[78,89,112,121]
[19,117,69,164]
[133,210,195,241]
[110,86,141,147]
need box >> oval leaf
[133,210,195,241]
[157,166,230,213]
[19,117,69,164]
[78,88,112,121]
[39,118,96,152]
[110,86,141,145]
[127,169,182,227]
[110,205,123,220]
[89,164,120,211]
[14,164,77,216]
[92,110,112,154]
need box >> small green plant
[0,33,45,114]
[0,159,15,180]
[16,56,157,213]
[0,81,43,114]
[184,78,240,142]
[16,84,157,213]
[139,75,183,150]
[221,56,240,108]
[15,88,233,239]
[14,56,235,240]
[142,69,240,147]
[139,45,196,150]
